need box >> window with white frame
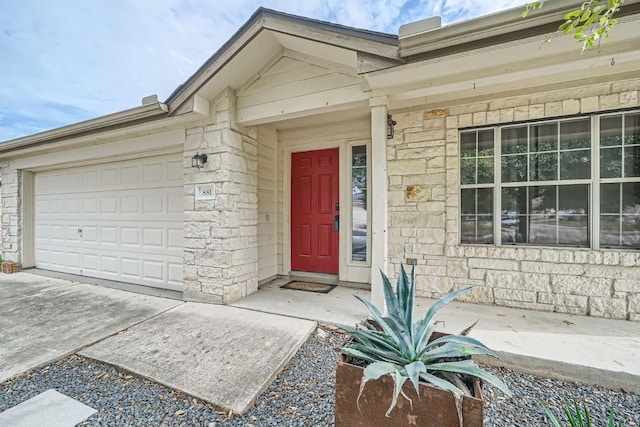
[459,110,640,249]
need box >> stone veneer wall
[0,166,20,264]
[387,78,640,321]
[183,90,259,303]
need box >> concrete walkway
[79,303,315,414]
[234,278,640,392]
[0,272,315,416]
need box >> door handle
[334,215,340,231]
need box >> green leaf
[420,341,496,363]
[405,360,426,395]
[364,361,398,380]
[425,334,490,352]
[386,370,410,417]
[419,286,472,331]
[341,347,381,364]
[381,270,400,318]
[418,372,465,396]
[541,400,564,427]
[428,360,513,397]
[564,9,582,19]
[353,295,412,354]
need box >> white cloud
[0,0,528,141]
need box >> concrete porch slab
[79,303,316,415]
[235,279,640,393]
[0,272,182,384]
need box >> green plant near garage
[542,396,621,427]
[335,264,512,426]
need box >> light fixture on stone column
[191,152,208,169]
[387,113,397,139]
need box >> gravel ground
[1,327,638,426]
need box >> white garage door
[35,154,184,291]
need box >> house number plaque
[195,184,216,200]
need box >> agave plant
[542,397,621,427]
[341,264,512,420]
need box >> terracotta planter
[335,335,484,427]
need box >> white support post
[370,97,388,312]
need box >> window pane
[460,188,493,244]
[502,155,527,182]
[601,115,623,147]
[560,149,590,180]
[558,216,589,245]
[529,152,557,181]
[477,157,494,184]
[501,187,528,244]
[600,183,620,214]
[624,113,640,146]
[460,132,476,158]
[624,145,640,177]
[530,185,557,215]
[460,158,476,185]
[531,123,557,152]
[599,183,640,248]
[502,126,527,154]
[621,218,640,248]
[560,119,591,149]
[461,189,476,215]
[600,147,623,178]
[478,130,494,156]
[622,182,640,247]
[600,216,621,247]
[477,188,493,214]
[351,145,367,262]
[559,184,589,215]
[477,215,494,243]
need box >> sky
[0,0,527,142]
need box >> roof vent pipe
[141,94,159,105]
[399,16,442,39]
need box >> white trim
[9,129,185,171]
[370,101,388,310]
[0,102,168,152]
[21,171,35,268]
[591,115,600,250]
[344,140,372,283]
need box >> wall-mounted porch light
[191,152,208,169]
[387,113,397,139]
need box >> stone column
[370,97,389,311]
[0,164,21,264]
[183,89,259,304]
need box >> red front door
[291,148,339,274]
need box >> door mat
[280,281,337,294]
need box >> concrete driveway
[0,272,181,383]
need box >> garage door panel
[168,229,183,249]
[35,154,183,290]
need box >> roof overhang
[368,10,640,110]
[0,102,171,156]
[166,8,400,114]
[399,0,640,58]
